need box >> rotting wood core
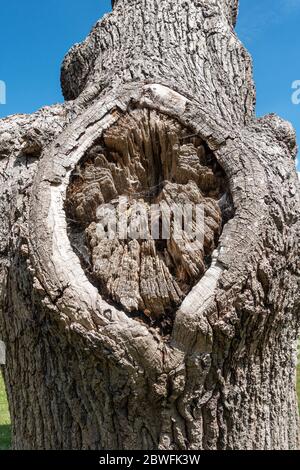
[65,109,233,333]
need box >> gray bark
[0,0,299,450]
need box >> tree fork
[0,0,299,450]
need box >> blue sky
[0,0,299,170]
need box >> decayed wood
[0,0,299,450]
[65,109,227,327]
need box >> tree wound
[65,109,233,332]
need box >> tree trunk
[0,0,299,450]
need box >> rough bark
[0,0,299,450]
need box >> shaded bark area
[0,0,299,450]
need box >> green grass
[0,371,11,450]
[0,364,299,451]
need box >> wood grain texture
[65,109,228,328]
[0,0,299,450]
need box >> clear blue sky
[0,1,299,170]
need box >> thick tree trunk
[0,0,299,450]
